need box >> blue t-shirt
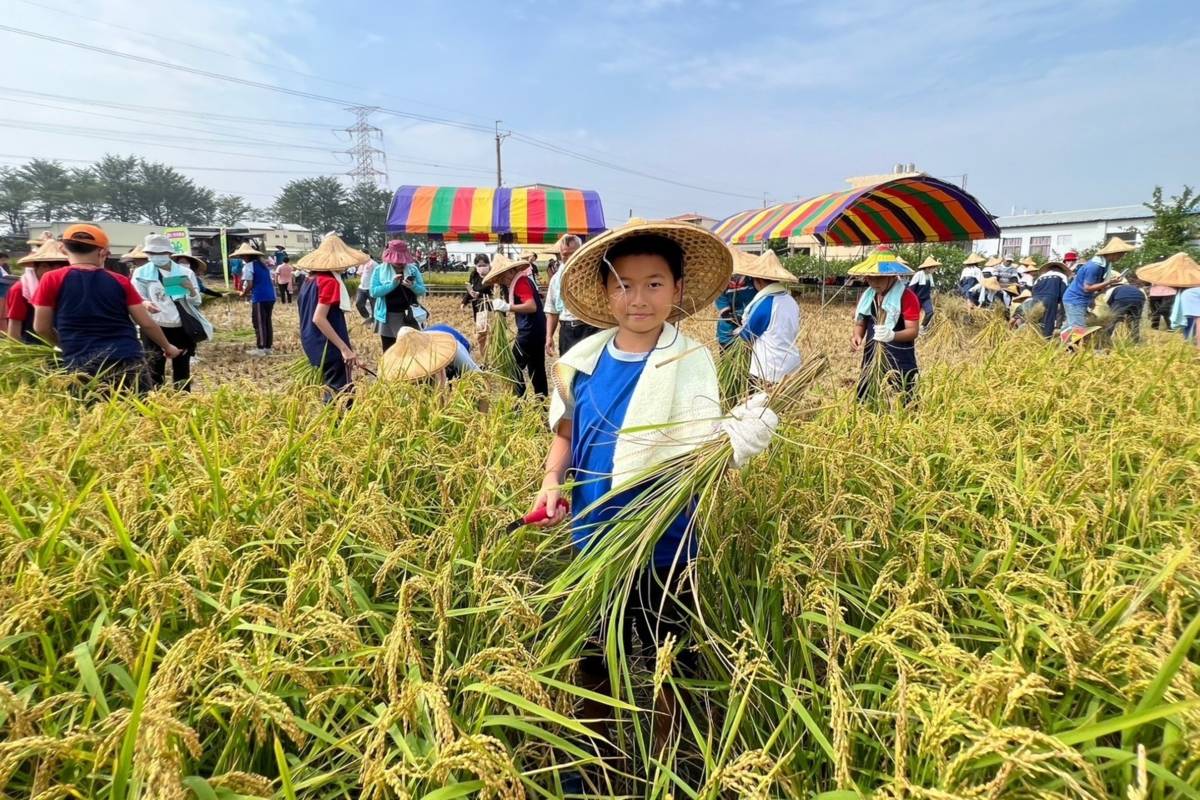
[715,284,757,345]
[739,294,773,341]
[570,342,695,568]
[32,266,144,370]
[1063,260,1107,306]
[427,323,470,352]
[229,258,243,277]
[1109,285,1145,306]
[246,259,277,303]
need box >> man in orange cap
[32,224,181,392]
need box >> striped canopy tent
[714,176,999,245]
[386,185,606,244]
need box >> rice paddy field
[1,293,1198,799]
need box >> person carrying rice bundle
[483,252,548,397]
[528,219,778,783]
[849,247,921,404]
[1019,260,1071,338]
[295,233,364,402]
[5,238,68,343]
[733,248,802,386]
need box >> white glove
[491,299,511,313]
[720,392,779,468]
[872,324,895,343]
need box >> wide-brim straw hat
[1136,252,1200,288]
[171,253,205,271]
[1014,289,1033,303]
[1040,260,1067,273]
[379,329,458,381]
[229,242,265,259]
[561,218,732,329]
[984,256,1002,268]
[1017,262,1039,274]
[735,249,796,283]
[1019,257,1037,267]
[1096,237,1136,257]
[962,252,986,266]
[296,233,368,273]
[18,239,69,265]
[847,249,913,277]
[482,252,532,286]
[119,244,146,263]
[917,256,942,270]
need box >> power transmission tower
[343,106,389,188]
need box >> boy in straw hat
[910,255,940,331]
[733,249,802,385]
[1060,237,1134,336]
[295,234,365,401]
[849,247,921,404]
[232,241,277,355]
[528,219,779,764]
[5,238,68,342]
[483,251,548,397]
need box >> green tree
[270,177,348,235]
[214,194,255,227]
[1134,185,1200,266]
[134,162,215,225]
[18,159,72,221]
[343,183,391,252]
[92,154,143,222]
[0,169,33,233]
[64,168,105,220]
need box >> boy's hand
[721,393,779,468]
[529,474,568,527]
[850,331,864,350]
[341,348,360,367]
[163,344,184,360]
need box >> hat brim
[1096,238,1136,257]
[230,245,265,258]
[378,331,458,381]
[1135,253,1200,288]
[561,221,732,329]
[917,258,942,270]
[735,250,797,283]
[18,240,69,265]
[296,235,367,273]
[482,255,530,286]
[847,260,913,277]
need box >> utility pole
[343,106,389,188]
[494,120,511,188]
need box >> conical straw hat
[917,256,942,270]
[378,328,458,381]
[229,241,265,259]
[296,233,368,273]
[1019,257,1037,267]
[1096,237,1136,257]
[735,249,796,283]
[729,248,758,275]
[561,218,732,329]
[984,256,1002,268]
[482,252,532,286]
[847,249,913,277]
[1014,289,1032,303]
[1135,252,1200,288]
[17,238,69,265]
[171,253,206,271]
[962,252,986,266]
[118,244,145,263]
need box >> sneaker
[245,348,266,356]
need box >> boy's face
[605,254,682,334]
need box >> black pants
[558,319,600,355]
[513,330,548,397]
[354,289,373,320]
[1148,295,1174,330]
[74,358,150,398]
[251,301,274,349]
[1107,299,1144,342]
[145,326,196,391]
[277,283,292,304]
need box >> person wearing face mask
[131,235,212,391]
[462,253,495,353]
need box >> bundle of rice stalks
[485,311,520,387]
[0,337,59,390]
[716,337,752,410]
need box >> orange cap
[61,224,110,249]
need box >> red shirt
[314,272,341,305]
[32,266,144,368]
[900,288,921,321]
[6,283,31,324]
[512,274,535,305]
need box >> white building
[976,205,1154,260]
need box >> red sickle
[507,499,569,532]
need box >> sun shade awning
[714,176,999,246]
[386,185,607,243]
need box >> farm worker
[1133,252,1200,344]
[132,235,212,391]
[354,253,376,321]
[120,244,148,269]
[715,254,758,350]
[1022,260,1071,338]
[5,238,68,342]
[483,252,548,398]
[232,241,276,355]
[461,253,494,354]
[530,220,778,780]
[380,325,480,385]
[1063,250,1079,271]
[848,248,921,404]
[275,256,294,304]
[1147,283,1177,330]
[1102,278,1147,343]
[272,244,288,268]
[957,252,985,305]
[294,233,363,402]
[734,249,802,385]
[229,254,244,292]
[1018,257,1038,288]
[1060,237,1134,335]
[1178,286,1200,344]
[910,256,940,331]
[545,235,598,357]
[32,224,182,393]
[370,239,423,352]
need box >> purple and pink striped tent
[386,185,607,243]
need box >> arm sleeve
[901,290,921,321]
[407,266,427,296]
[7,286,30,321]
[113,273,144,306]
[513,276,535,304]
[316,274,341,306]
[741,297,772,340]
[31,269,64,307]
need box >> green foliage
[269,176,348,236]
[342,182,394,253]
[213,194,256,227]
[1131,185,1200,267]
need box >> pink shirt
[275,264,294,284]
[1147,283,1177,297]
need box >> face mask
[150,254,171,268]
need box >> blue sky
[3,0,1198,224]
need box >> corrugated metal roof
[996,205,1151,228]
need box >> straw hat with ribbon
[1135,252,1200,288]
[734,249,797,284]
[962,252,987,266]
[17,238,69,266]
[847,248,914,277]
[378,328,458,382]
[560,218,732,329]
[917,256,942,270]
[1096,237,1136,257]
[296,233,368,273]
[229,242,265,259]
[482,252,534,286]
[119,244,146,264]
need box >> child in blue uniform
[294,234,362,401]
[734,249,802,385]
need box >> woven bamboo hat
[1018,261,1039,273]
[847,248,913,277]
[296,233,367,273]
[1096,237,1136,257]
[1135,252,1200,289]
[170,252,205,271]
[917,256,942,270]
[1014,289,1033,303]
[962,252,986,266]
[482,252,533,286]
[229,242,265,259]
[1040,260,1068,274]
[119,244,145,264]
[379,328,458,381]
[735,249,796,283]
[984,256,1002,269]
[1019,257,1037,267]
[561,218,732,328]
[17,238,69,265]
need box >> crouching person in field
[527,220,778,792]
[295,234,363,403]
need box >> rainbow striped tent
[714,176,998,246]
[385,185,606,243]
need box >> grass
[0,299,1197,798]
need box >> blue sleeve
[407,265,427,296]
[741,296,772,341]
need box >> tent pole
[820,238,827,305]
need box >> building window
[1056,234,1073,250]
[1110,230,1138,245]
[1001,237,1022,258]
[1029,236,1051,258]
